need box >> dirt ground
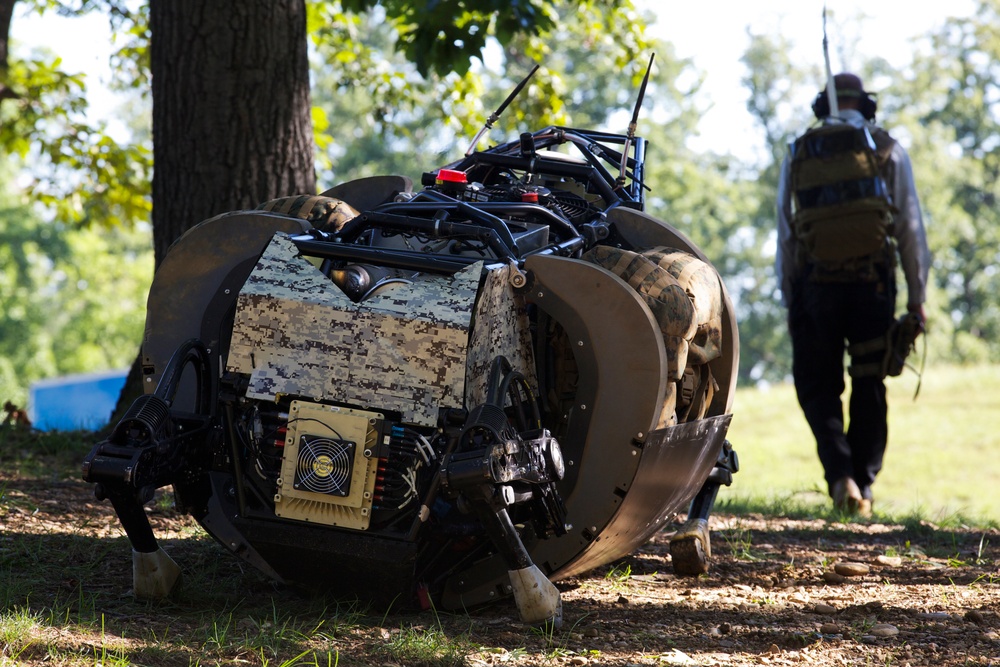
[3,473,1000,666]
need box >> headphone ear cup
[860,93,878,121]
[812,92,829,119]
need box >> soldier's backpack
[789,121,896,277]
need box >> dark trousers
[788,266,896,499]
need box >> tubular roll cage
[290,126,647,273]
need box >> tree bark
[149,0,316,266]
[0,0,17,103]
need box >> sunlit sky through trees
[11,0,977,161]
[641,0,976,160]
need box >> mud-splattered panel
[227,234,481,426]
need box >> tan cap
[832,72,865,97]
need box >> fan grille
[550,191,597,223]
[293,435,355,497]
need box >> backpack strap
[870,127,896,168]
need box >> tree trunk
[149,0,316,265]
[0,0,17,103]
[112,0,316,423]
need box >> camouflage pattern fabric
[465,264,538,409]
[643,248,723,366]
[583,245,724,427]
[256,195,360,233]
[584,246,694,379]
[227,234,481,426]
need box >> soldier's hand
[907,303,926,331]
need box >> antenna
[822,4,839,118]
[465,64,540,156]
[619,53,655,187]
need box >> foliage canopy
[2,0,1000,405]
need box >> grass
[719,519,758,561]
[380,625,472,665]
[0,427,95,481]
[603,563,633,589]
[724,363,1000,524]
[1,363,998,665]
[0,606,42,660]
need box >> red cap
[521,191,539,203]
[436,169,468,184]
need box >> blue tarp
[28,370,129,431]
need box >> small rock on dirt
[822,571,847,584]
[820,622,842,635]
[813,603,838,615]
[871,624,899,637]
[834,562,870,577]
[876,555,903,567]
[917,612,952,622]
[966,610,986,625]
[658,649,697,665]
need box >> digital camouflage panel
[227,234,481,426]
[465,263,538,409]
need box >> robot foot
[669,517,711,576]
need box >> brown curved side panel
[553,414,731,580]
[443,255,669,608]
[608,207,740,417]
[142,212,312,398]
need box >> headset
[811,88,878,121]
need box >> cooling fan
[293,435,355,497]
[274,401,381,530]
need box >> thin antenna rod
[619,53,655,186]
[822,5,839,118]
[465,64,540,156]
